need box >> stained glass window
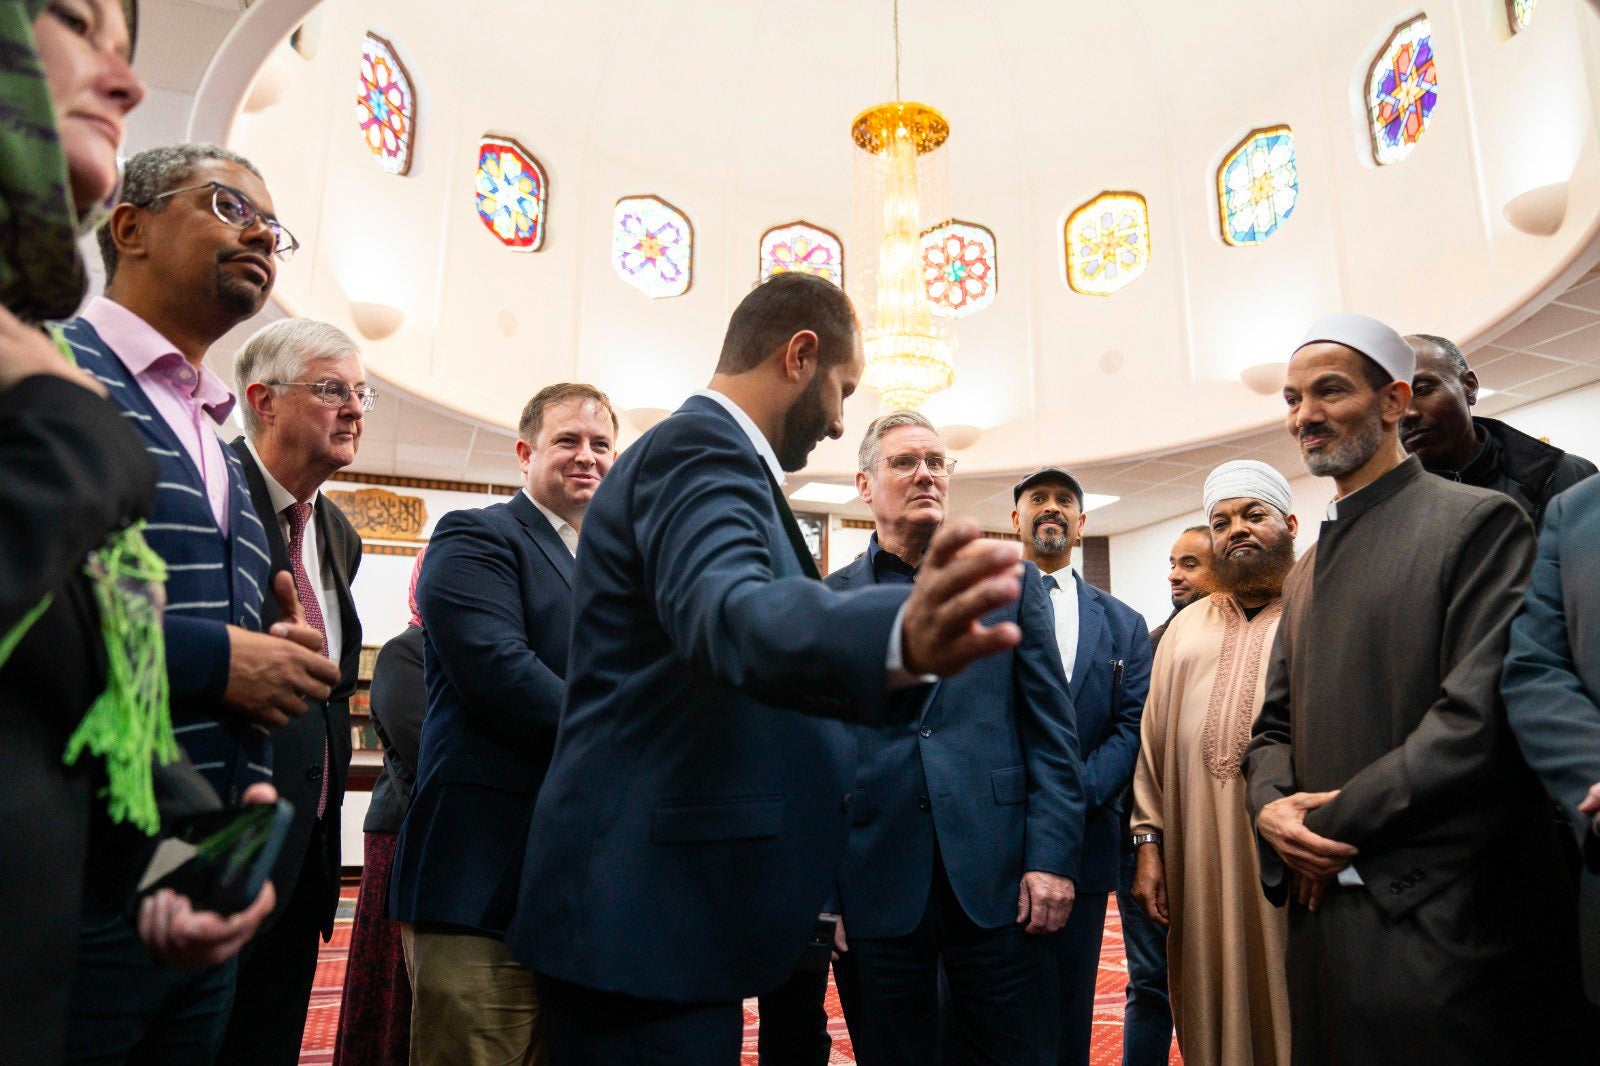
[759,222,844,287]
[1063,193,1149,296]
[1217,126,1299,247]
[475,136,548,251]
[612,196,692,298]
[356,33,416,176]
[1367,16,1438,166]
[919,219,996,318]
[1508,0,1535,33]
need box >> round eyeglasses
[873,454,957,478]
[138,181,300,261]
[269,380,379,412]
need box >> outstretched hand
[901,520,1024,677]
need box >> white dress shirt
[1042,565,1081,682]
[244,439,341,660]
[525,490,579,557]
[692,388,923,683]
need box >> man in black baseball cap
[1012,465,1154,1066]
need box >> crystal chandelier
[852,2,953,411]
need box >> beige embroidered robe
[1131,594,1289,1066]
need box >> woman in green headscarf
[0,2,167,1061]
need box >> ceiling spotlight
[939,424,982,450]
[349,301,405,341]
[1503,181,1569,237]
[789,482,860,505]
[1240,361,1288,395]
[1082,493,1120,512]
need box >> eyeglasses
[137,181,300,261]
[873,454,957,478]
[269,380,379,412]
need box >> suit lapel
[314,499,360,657]
[508,491,575,588]
[230,439,291,572]
[762,469,821,580]
[1070,574,1107,703]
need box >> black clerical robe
[1243,456,1594,1064]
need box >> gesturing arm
[417,510,565,748]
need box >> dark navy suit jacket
[510,395,916,1003]
[389,491,574,936]
[827,551,1085,938]
[1052,571,1151,893]
[1503,473,1600,1000]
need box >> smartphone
[135,800,294,915]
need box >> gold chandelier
[853,3,953,411]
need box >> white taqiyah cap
[1292,312,1414,384]
[1204,460,1293,518]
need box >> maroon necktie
[286,502,331,819]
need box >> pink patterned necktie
[286,502,331,819]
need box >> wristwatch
[1130,832,1160,848]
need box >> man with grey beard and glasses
[1011,468,1152,1066]
[1242,313,1594,1064]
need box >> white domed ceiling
[198,0,1600,480]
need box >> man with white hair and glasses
[221,317,371,1064]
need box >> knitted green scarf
[0,0,174,834]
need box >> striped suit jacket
[59,317,275,804]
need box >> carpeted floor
[301,890,1181,1064]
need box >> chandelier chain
[893,0,901,101]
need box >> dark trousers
[218,827,330,1065]
[757,965,831,1066]
[1113,845,1171,1066]
[537,974,743,1065]
[834,860,1059,1065]
[64,900,237,1065]
[1049,891,1109,1066]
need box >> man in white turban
[1242,312,1595,1063]
[1130,460,1297,1066]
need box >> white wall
[1106,382,1600,629]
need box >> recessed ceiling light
[1477,387,1498,399]
[1083,493,1120,512]
[789,482,859,504]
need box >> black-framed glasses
[874,454,956,478]
[138,181,300,261]
[269,380,379,412]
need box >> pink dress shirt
[79,297,236,534]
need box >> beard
[776,372,828,473]
[215,255,269,317]
[1303,412,1382,478]
[1213,526,1295,600]
[1030,513,1069,556]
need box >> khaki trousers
[401,922,545,1066]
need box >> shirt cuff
[885,603,937,689]
[1336,865,1364,887]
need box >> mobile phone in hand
[135,800,294,915]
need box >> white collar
[1044,564,1078,586]
[244,437,314,515]
[692,389,785,486]
[523,489,576,539]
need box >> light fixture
[349,301,405,341]
[938,424,981,450]
[853,0,954,411]
[1082,493,1121,513]
[789,482,860,505]
[1240,361,1288,395]
[1477,388,1498,399]
[1503,181,1568,236]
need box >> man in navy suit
[1503,472,1600,1004]
[510,272,1031,1063]
[390,383,616,1065]
[828,412,1084,1065]
[1011,467,1153,1066]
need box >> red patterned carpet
[302,890,1181,1064]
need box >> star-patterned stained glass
[1367,16,1438,166]
[1063,193,1149,296]
[759,222,844,287]
[356,33,416,176]
[1508,0,1536,33]
[612,196,692,298]
[475,135,548,251]
[919,219,996,318]
[1217,126,1299,247]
